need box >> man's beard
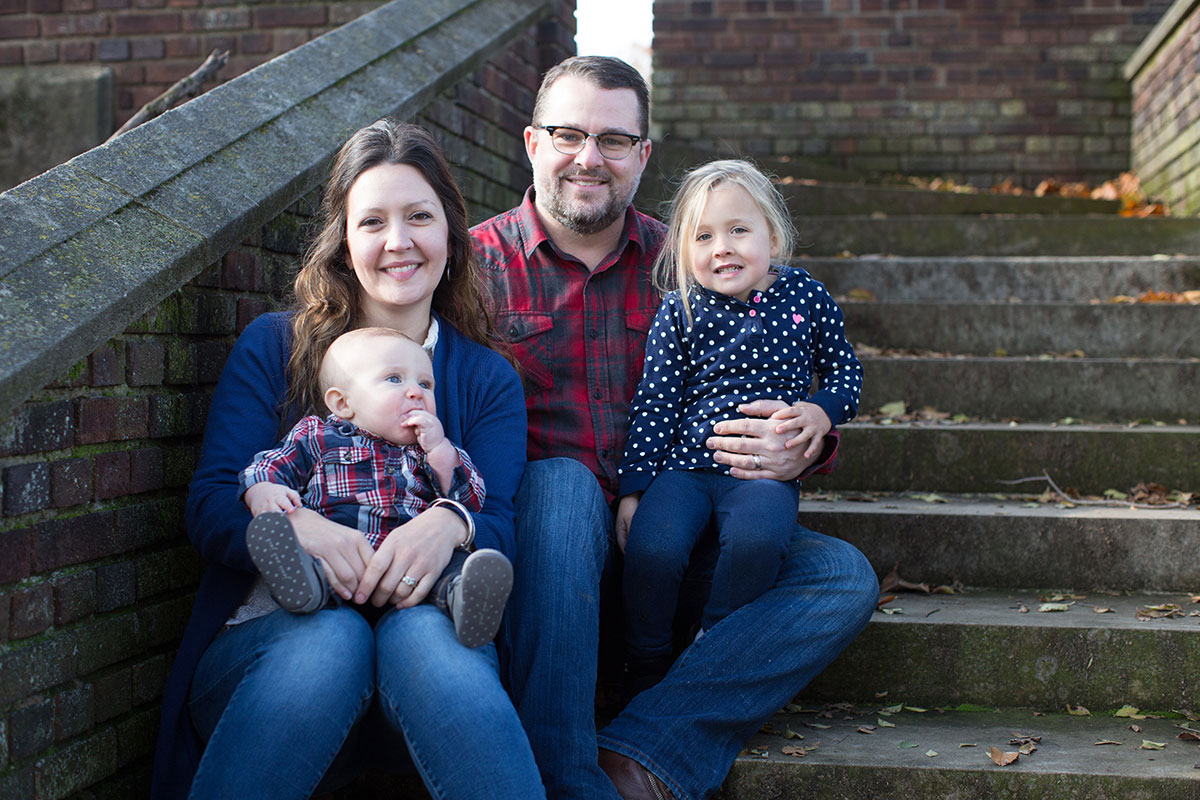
[539,168,641,235]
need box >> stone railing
[1126,0,1200,217]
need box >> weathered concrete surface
[843,302,1200,358]
[796,215,1200,257]
[797,590,1200,709]
[0,0,552,422]
[858,356,1199,420]
[783,182,1119,217]
[722,709,1200,800]
[0,65,113,192]
[801,255,1200,303]
[799,495,1200,592]
[816,423,1200,495]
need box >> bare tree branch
[108,49,230,140]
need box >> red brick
[182,7,248,30]
[95,561,136,612]
[10,582,54,639]
[8,696,54,758]
[88,342,120,387]
[76,396,149,444]
[163,34,199,56]
[129,447,164,494]
[131,36,165,58]
[33,510,117,571]
[55,684,95,740]
[0,16,38,37]
[0,527,32,584]
[41,12,107,36]
[97,0,129,6]
[0,0,25,14]
[62,39,94,59]
[51,457,92,507]
[64,0,95,9]
[0,400,73,457]
[91,666,132,722]
[0,43,21,64]
[54,571,97,625]
[30,0,60,11]
[3,462,50,516]
[253,5,326,29]
[238,30,270,54]
[93,449,132,500]
[126,340,165,386]
[112,10,180,34]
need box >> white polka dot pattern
[618,265,863,494]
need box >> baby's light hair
[652,159,797,321]
[318,327,427,397]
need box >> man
[472,55,878,800]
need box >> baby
[239,327,512,649]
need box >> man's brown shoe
[598,748,675,800]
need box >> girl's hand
[356,506,466,608]
[770,401,833,459]
[614,493,641,553]
[707,399,824,480]
[402,410,446,452]
[244,482,302,516]
[287,508,374,601]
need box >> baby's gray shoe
[448,549,512,648]
[246,512,331,614]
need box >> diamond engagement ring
[752,454,762,470]
[401,575,417,587]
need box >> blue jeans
[624,470,798,659]
[188,603,543,799]
[503,458,877,800]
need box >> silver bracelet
[430,498,475,551]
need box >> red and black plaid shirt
[472,188,838,501]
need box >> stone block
[0,66,114,193]
[53,570,97,625]
[9,582,53,639]
[7,696,54,760]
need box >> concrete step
[843,301,1200,358]
[801,255,1200,303]
[797,495,1200,593]
[796,589,1200,710]
[798,216,1200,257]
[815,422,1199,495]
[857,356,1198,421]
[721,708,1200,800]
[782,181,1119,217]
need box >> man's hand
[770,401,832,459]
[244,482,302,516]
[614,493,641,553]
[707,399,824,481]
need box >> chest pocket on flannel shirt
[500,312,554,395]
[319,446,374,498]
[625,308,656,379]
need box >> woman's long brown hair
[283,119,507,422]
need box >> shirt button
[587,330,598,340]
[749,309,757,317]
[753,295,762,303]
[593,390,602,399]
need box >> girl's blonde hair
[652,159,796,318]
[283,119,507,422]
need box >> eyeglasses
[536,125,644,160]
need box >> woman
[151,120,542,799]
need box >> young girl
[615,159,863,695]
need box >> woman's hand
[356,506,467,608]
[287,507,375,601]
[707,399,825,481]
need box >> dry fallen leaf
[988,746,1019,766]
[1039,602,1073,612]
[857,725,877,734]
[781,745,809,757]
[1095,740,1124,746]
[1068,705,1091,716]
[1115,705,1145,719]
[1140,740,1166,751]
[925,750,938,757]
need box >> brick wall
[652,0,1173,187]
[0,15,571,799]
[1128,0,1200,216]
[0,0,388,128]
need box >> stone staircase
[713,175,1200,798]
